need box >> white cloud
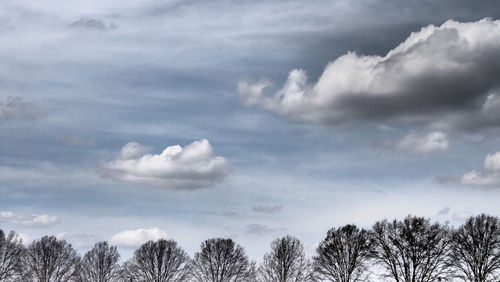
[239,19,500,131]
[458,152,500,187]
[100,139,230,189]
[110,227,167,248]
[0,211,59,227]
[396,131,449,154]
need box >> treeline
[1,214,499,281]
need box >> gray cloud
[0,97,45,121]
[239,19,500,132]
[70,18,116,31]
[252,205,283,214]
[437,207,450,216]
[100,139,231,189]
[246,223,281,235]
[221,211,239,217]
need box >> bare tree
[25,235,80,282]
[77,241,120,282]
[258,235,313,282]
[190,238,256,282]
[0,229,25,281]
[371,215,451,282]
[449,214,500,282]
[313,224,371,282]
[122,239,190,282]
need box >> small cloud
[100,139,231,189]
[452,211,473,222]
[437,207,450,216]
[252,205,283,214]
[246,224,282,235]
[452,151,500,187]
[0,211,59,227]
[221,211,239,217]
[70,18,116,31]
[396,131,449,154]
[56,232,100,248]
[0,96,45,121]
[110,227,166,248]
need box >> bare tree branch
[190,238,256,282]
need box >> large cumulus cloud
[239,19,500,131]
[100,139,230,189]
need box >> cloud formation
[0,97,45,121]
[396,131,449,154]
[110,227,166,248]
[0,211,59,227]
[457,151,500,187]
[239,19,500,132]
[100,139,230,189]
[70,18,116,31]
[252,205,283,214]
[246,224,281,235]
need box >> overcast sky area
[2,0,500,261]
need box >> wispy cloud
[246,223,282,235]
[252,205,283,214]
[0,211,59,227]
[0,97,45,121]
[396,131,449,154]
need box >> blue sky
[2,0,500,260]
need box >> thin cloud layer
[458,151,500,187]
[100,139,230,189]
[239,19,500,131]
[110,227,166,248]
[0,211,59,227]
[252,205,283,214]
[396,131,449,154]
[0,97,45,121]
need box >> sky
[2,0,500,261]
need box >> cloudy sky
[2,0,500,260]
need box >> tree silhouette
[0,229,25,281]
[258,235,313,282]
[122,239,190,282]
[449,214,500,282]
[25,235,80,282]
[313,224,371,282]
[77,241,120,282]
[190,238,255,282]
[371,215,450,282]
